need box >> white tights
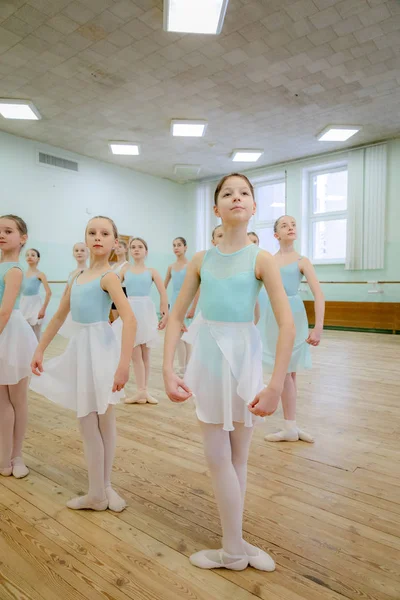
[177,338,191,373]
[0,378,29,473]
[199,422,254,555]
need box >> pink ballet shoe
[66,495,108,511]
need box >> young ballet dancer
[164,237,192,376]
[248,231,259,245]
[163,174,295,571]
[261,215,325,443]
[20,248,52,340]
[58,242,88,339]
[110,239,129,321]
[30,216,136,512]
[0,215,38,479]
[113,237,168,405]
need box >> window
[251,177,286,254]
[306,166,348,264]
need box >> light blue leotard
[124,270,153,296]
[0,263,22,309]
[22,275,41,296]
[71,271,113,324]
[201,244,261,322]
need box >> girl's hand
[31,349,44,376]
[164,370,192,403]
[186,308,195,319]
[181,323,188,333]
[306,328,321,346]
[249,385,280,417]
[112,364,129,392]
[158,313,168,330]
[38,308,46,320]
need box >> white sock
[284,419,297,431]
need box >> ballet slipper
[189,549,248,570]
[105,486,127,512]
[243,541,276,571]
[264,427,314,443]
[0,466,13,477]
[66,495,108,511]
[124,391,147,404]
[145,392,158,405]
[11,457,29,479]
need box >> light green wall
[0,131,195,317]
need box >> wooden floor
[1,331,400,600]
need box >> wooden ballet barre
[48,280,68,284]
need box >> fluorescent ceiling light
[171,119,207,137]
[271,202,285,207]
[109,142,140,155]
[232,149,264,163]
[164,0,229,34]
[0,99,41,120]
[317,126,360,142]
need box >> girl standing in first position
[164,237,192,376]
[0,215,37,479]
[261,215,324,443]
[164,174,295,571]
[31,216,136,512]
[110,239,129,322]
[113,237,168,405]
[20,248,52,341]
[58,242,88,339]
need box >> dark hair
[130,237,148,252]
[247,231,259,243]
[211,224,223,240]
[173,237,187,247]
[273,215,293,233]
[0,214,28,249]
[86,216,118,239]
[27,248,40,258]
[214,173,254,205]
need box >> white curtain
[345,143,387,270]
[195,181,218,251]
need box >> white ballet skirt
[182,311,203,344]
[58,312,76,339]
[20,294,43,326]
[0,310,38,385]
[184,319,265,431]
[112,296,159,348]
[30,321,123,417]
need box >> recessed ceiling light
[317,126,361,142]
[231,149,264,163]
[164,0,229,34]
[171,119,207,137]
[109,142,140,155]
[0,99,41,120]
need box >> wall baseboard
[304,301,400,334]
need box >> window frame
[251,174,286,253]
[305,162,348,265]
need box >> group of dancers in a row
[0,172,324,572]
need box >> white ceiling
[0,0,400,182]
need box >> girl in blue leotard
[261,215,325,443]
[163,174,295,573]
